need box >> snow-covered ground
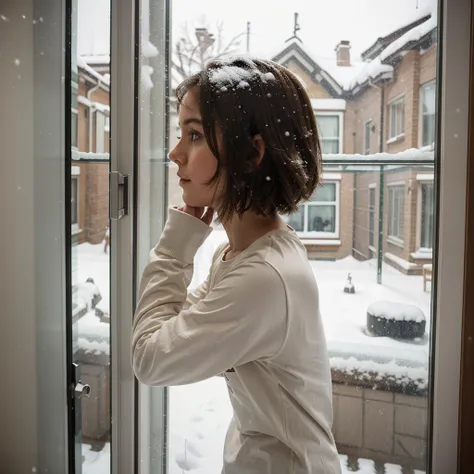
[77,235,431,474]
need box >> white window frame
[71,171,80,234]
[315,111,344,154]
[364,120,372,155]
[419,80,436,148]
[71,107,79,150]
[387,96,406,141]
[291,179,340,239]
[387,183,405,245]
[416,178,435,251]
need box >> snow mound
[368,301,425,322]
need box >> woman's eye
[189,131,201,142]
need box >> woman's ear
[252,134,266,167]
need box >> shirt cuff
[156,207,213,264]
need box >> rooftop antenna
[285,12,302,43]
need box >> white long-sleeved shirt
[132,208,341,474]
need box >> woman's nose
[168,145,184,165]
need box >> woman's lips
[179,178,191,186]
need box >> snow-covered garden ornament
[344,273,355,294]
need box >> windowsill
[299,238,341,246]
[386,134,405,145]
[72,225,83,236]
[368,245,377,253]
[387,236,404,248]
[411,249,433,259]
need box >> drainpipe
[87,79,101,152]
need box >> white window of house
[388,184,405,243]
[364,120,372,155]
[369,186,376,248]
[420,182,434,249]
[71,175,79,229]
[286,180,340,238]
[388,97,405,140]
[315,112,343,154]
[420,81,436,148]
[71,108,78,149]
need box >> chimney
[336,40,351,67]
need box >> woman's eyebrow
[179,118,203,127]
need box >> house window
[369,187,376,247]
[421,82,436,147]
[71,176,79,227]
[316,113,342,154]
[71,108,78,148]
[364,120,372,155]
[420,182,434,249]
[388,97,405,139]
[286,181,339,237]
[388,185,405,242]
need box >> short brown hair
[176,58,322,222]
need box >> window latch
[110,171,130,220]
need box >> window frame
[416,177,435,251]
[387,96,406,141]
[364,119,372,155]
[71,107,79,150]
[71,169,80,234]
[387,183,405,244]
[315,111,344,154]
[419,80,436,148]
[289,178,340,239]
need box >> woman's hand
[176,205,214,226]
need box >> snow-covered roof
[271,4,436,96]
[379,11,437,63]
[77,56,110,86]
[80,54,110,65]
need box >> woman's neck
[222,211,287,255]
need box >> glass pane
[71,0,111,471]
[157,2,440,474]
[308,205,336,233]
[286,207,305,232]
[421,183,434,249]
[312,182,336,202]
[317,115,339,138]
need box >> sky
[78,0,436,61]
[170,0,435,60]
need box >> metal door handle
[110,171,129,220]
[74,382,91,399]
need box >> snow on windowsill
[386,134,405,145]
[300,239,342,246]
[411,249,433,259]
[387,237,404,249]
[311,98,346,111]
[385,252,420,270]
[331,356,428,392]
[416,173,434,181]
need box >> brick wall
[384,51,421,153]
[345,86,382,155]
[285,59,333,99]
[84,163,109,244]
[333,382,427,470]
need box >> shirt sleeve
[131,210,288,387]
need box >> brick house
[71,56,111,245]
[270,9,437,273]
[77,9,437,275]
